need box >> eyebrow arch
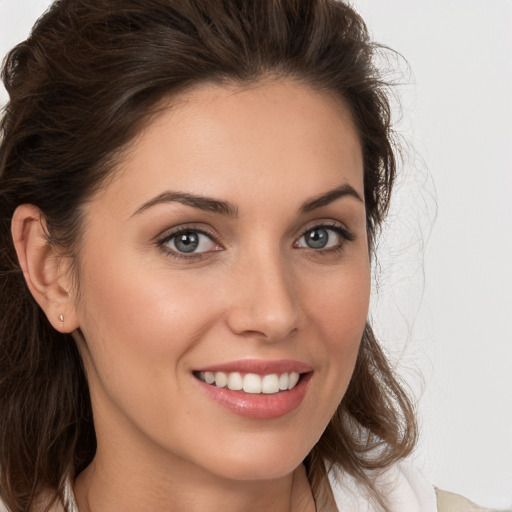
[299,184,364,213]
[132,191,239,218]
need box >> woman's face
[73,80,370,481]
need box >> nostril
[226,307,299,342]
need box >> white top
[0,461,437,512]
[329,460,437,511]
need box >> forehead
[94,79,364,213]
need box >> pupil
[175,232,199,253]
[306,228,328,249]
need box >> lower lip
[195,373,312,419]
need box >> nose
[225,250,300,342]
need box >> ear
[11,204,79,333]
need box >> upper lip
[194,359,313,375]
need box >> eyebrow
[132,183,363,218]
[132,191,239,218]
[299,184,363,213]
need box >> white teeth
[214,371,228,388]
[261,374,280,394]
[279,373,289,390]
[243,373,261,393]
[288,372,300,390]
[198,371,303,393]
[227,372,243,391]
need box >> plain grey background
[1,0,511,508]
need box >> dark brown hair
[0,0,416,510]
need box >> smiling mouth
[194,371,303,394]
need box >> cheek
[74,250,231,445]
[74,247,223,410]
[78,254,213,352]
[300,257,370,393]
[305,259,370,343]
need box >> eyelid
[296,221,355,242]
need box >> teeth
[243,373,262,393]
[261,374,280,394]
[279,373,289,390]
[288,372,300,390]
[214,371,228,388]
[198,371,302,393]
[227,372,243,391]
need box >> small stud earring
[58,314,64,327]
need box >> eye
[161,229,220,255]
[295,225,353,250]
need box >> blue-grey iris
[305,228,328,249]
[174,231,199,253]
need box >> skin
[13,80,370,512]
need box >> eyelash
[295,223,355,256]
[157,226,220,261]
[156,223,355,260]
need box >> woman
[0,0,490,511]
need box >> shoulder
[435,488,497,512]
[328,461,499,512]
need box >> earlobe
[11,204,79,333]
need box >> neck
[73,452,315,512]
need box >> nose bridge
[227,241,299,341]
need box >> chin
[191,432,315,482]
[211,458,302,482]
